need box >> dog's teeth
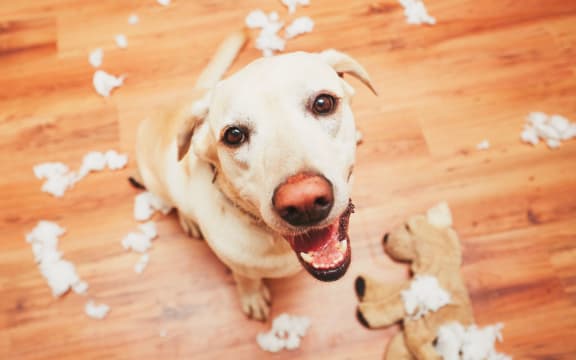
[339,240,347,253]
[300,252,314,264]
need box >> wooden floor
[1,0,576,359]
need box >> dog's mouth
[283,201,354,282]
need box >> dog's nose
[272,173,334,227]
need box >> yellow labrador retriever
[135,32,376,320]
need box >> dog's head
[177,50,375,281]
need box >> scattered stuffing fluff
[476,139,490,151]
[89,48,103,68]
[85,300,110,320]
[246,10,285,57]
[398,0,436,25]
[157,0,170,6]
[134,253,150,274]
[521,112,576,149]
[122,223,158,253]
[257,313,311,352]
[72,280,89,295]
[26,221,86,297]
[33,162,75,197]
[134,192,172,221]
[115,34,128,49]
[281,0,310,14]
[34,151,128,197]
[128,14,139,25]
[93,70,124,97]
[435,322,512,360]
[426,201,453,228]
[401,275,451,319]
[285,16,314,39]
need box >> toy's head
[383,213,462,272]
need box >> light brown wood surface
[1,0,575,359]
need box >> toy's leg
[178,211,203,239]
[233,272,271,321]
[385,333,414,360]
[357,294,405,329]
[409,343,442,360]
[355,276,404,302]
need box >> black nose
[273,173,334,227]
[382,233,390,244]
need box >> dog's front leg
[233,273,271,321]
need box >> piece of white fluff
[426,201,453,228]
[93,70,124,97]
[134,253,150,274]
[521,112,576,149]
[281,0,310,14]
[26,221,86,297]
[399,0,436,25]
[104,150,128,170]
[134,192,172,221]
[121,222,158,253]
[85,300,110,320]
[128,14,139,25]
[89,48,103,68]
[246,10,286,57]
[157,0,170,6]
[115,34,128,49]
[401,275,451,319]
[285,16,314,39]
[257,313,311,352]
[476,139,490,151]
[33,162,76,197]
[435,322,512,360]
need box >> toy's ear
[320,49,378,95]
[176,92,216,162]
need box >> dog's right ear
[176,92,211,161]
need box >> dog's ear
[320,49,377,95]
[176,92,213,161]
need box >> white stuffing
[157,0,170,6]
[134,253,150,274]
[281,0,310,14]
[122,232,154,253]
[134,192,172,221]
[104,150,128,170]
[521,112,576,149]
[93,70,124,97]
[72,280,89,295]
[476,139,490,151]
[257,313,311,352]
[285,16,314,39]
[26,221,86,297]
[246,10,286,57]
[115,34,128,49]
[435,322,512,360]
[399,0,436,25]
[85,300,110,320]
[138,221,158,239]
[77,151,107,179]
[401,275,451,319]
[128,14,139,25]
[426,201,453,228]
[89,48,103,68]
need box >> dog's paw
[178,212,203,239]
[239,282,271,321]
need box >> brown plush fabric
[355,214,475,359]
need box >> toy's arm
[357,291,406,329]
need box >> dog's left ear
[176,91,213,161]
[320,49,378,95]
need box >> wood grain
[1,0,575,359]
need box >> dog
[135,32,376,320]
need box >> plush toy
[354,203,498,360]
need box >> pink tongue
[286,219,339,253]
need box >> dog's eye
[311,94,337,115]
[222,126,248,146]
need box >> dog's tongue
[286,221,338,253]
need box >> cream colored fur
[136,32,375,320]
